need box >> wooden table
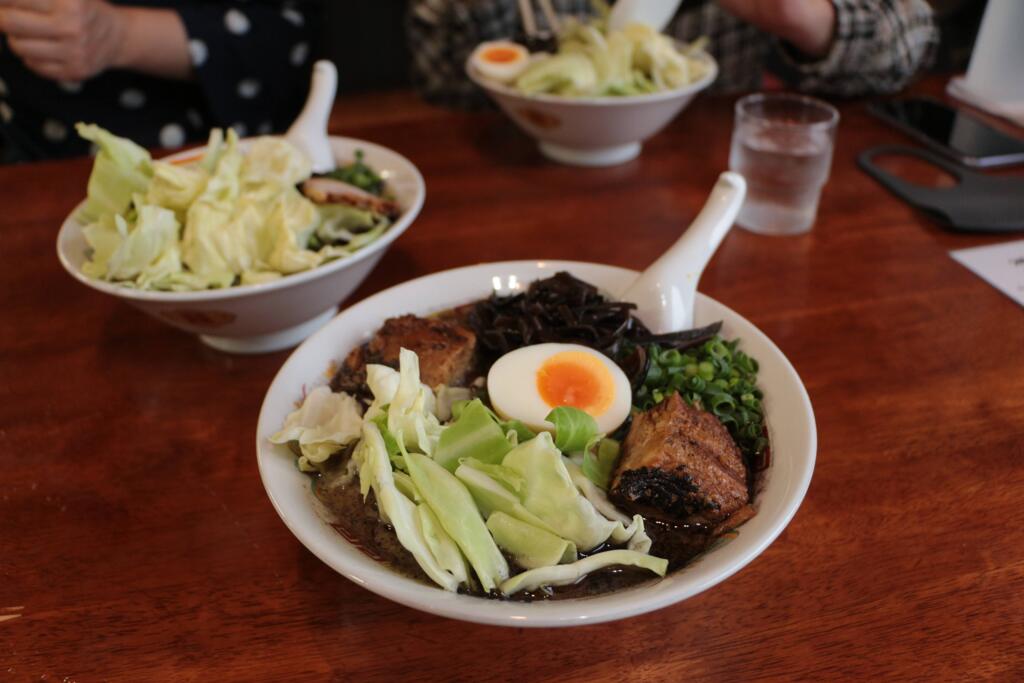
[3,82,1023,681]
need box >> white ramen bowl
[56,136,425,354]
[467,50,717,167]
[256,260,816,627]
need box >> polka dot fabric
[0,1,317,160]
[178,0,316,148]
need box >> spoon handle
[286,60,338,174]
[608,0,684,33]
[621,171,747,334]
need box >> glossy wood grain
[2,81,1023,682]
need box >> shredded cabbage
[405,451,509,592]
[564,458,631,525]
[82,201,180,285]
[393,470,421,502]
[458,458,525,494]
[314,204,379,243]
[241,136,312,188]
[500,549,668,596]
[74,124,397,291]
[516,53,597,95]
[434,399,514,471]
[454,463,560,535]
[146,161,208,214]
[501,432,620,551]
[502,432,652,552]
[75,122,153,223]
[417,502,471,586]
[433,385,473,422]
[269,386,363,471]
[364,364,402,421]
[357,423,461,591]
[486,511,576,570]
[513,18,709,97]
[581,437,620,490]
[362,351,443,458]
[274,347,672,595]
[262,188,321,274]
[546,406,599,453]
[387,349,443,456]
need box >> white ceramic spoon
[285,60,338,174]
[618,171,747,333]
[607,0,683,33]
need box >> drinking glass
[729,93,839,235]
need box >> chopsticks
[517,0,538,37]
[537,0,562,34]
[517,0,562,39]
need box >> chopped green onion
[634,334,767,465]
[707,392,736,412]
[698,362,715,381]
[663,349,683,366]
[706,339,729,359]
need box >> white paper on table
[947,77,1024,127]
[950,239,1024,309]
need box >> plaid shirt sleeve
[771,0,938,96]
[668,0,937,96]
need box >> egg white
[487,343,632,437]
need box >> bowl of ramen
[256,260,816,626]
[56,125,425,353]
[466,18,717,166]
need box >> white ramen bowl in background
[56,136,425,354]
[467,50,717,167]
[256,260,817,627]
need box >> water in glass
[730,124,833,235]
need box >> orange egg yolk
[536,351,614,415]
[483,47,520,63]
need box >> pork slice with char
[330,314,478,394]
[301,177,401,219]
[610,392,749,525]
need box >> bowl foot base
[199,307,337,354]
[538,141,642,167]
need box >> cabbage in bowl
[76,124,397,292]
[513,19,711,97]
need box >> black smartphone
[868,97,1024,168]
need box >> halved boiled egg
[470,41,530,83]
[487,343,632,436]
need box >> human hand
[0,0,125,81]
[717,0,837,59]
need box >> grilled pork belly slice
[330,343,368,395]
[610,392,749,525]
[301,177,401,219]
[330,315,478,394]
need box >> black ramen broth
[312,451,716,601]
[305,273,768,601]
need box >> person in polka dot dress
[0,0,317,160]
